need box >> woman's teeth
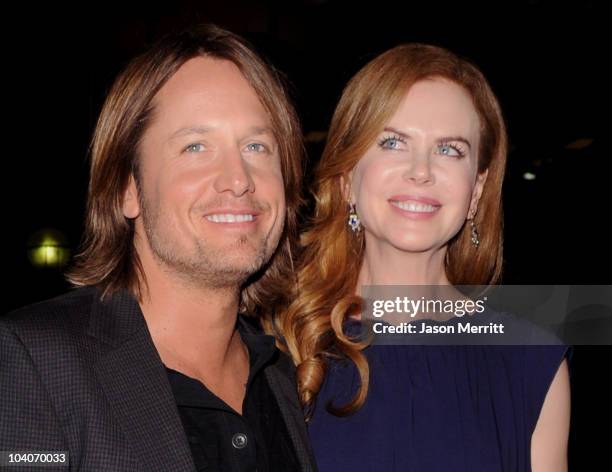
[390,201,438,213]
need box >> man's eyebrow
[169,125,275,140]
[244,125,276,138]
[383,127,472,149]
[170,126,214,139]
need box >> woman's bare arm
[531,358,571,472]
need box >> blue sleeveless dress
[308,318,572,471]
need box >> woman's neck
[357,243,450,288]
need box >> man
[0,24,315,472]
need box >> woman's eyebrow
[436,136,472,149]
[383,126,410,139]
[383,127,472,149]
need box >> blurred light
[565,138,594,150]
[523,172,536,181]
[27,229,70,268]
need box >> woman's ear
[468,168,488,219]
[122,174,141,219]
[340,171,355,203]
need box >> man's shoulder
[2,286,98,336]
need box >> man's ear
[468,168,488,219]
[122,173,141,219]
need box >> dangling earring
[348,202,361,232]
[470,219,480,247]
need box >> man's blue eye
[246,143,266,152]
[185,143,205,152]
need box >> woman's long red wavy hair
[271,44,508,419]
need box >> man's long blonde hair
[66,24,304,317]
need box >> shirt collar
[236,314,277,383]
[165,314,278,409]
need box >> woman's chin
[386,239,439,254]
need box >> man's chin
[204,259,267,288]
[223,252,268,276]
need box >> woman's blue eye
[185,143,205,153]
[437,143,465,158]
[383,139,399,149]
[378,135,405,150]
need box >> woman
[270,44,571,471]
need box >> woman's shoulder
[338,311,572,386]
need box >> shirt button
[232,432,248,449]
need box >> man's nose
[212,147,255,196]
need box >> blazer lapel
[239,316,317,472]
[264,356,318,472]
[88,289,196,472]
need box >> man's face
[122,57,286,288]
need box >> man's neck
[137,261,243,378]
[139,272,251,413]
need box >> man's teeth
[391,201,438,213]
[205,214,255,223]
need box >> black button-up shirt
[164,317,301,472]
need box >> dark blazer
[0,286,317,471]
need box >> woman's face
[347,78,487,254]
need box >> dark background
[3,0,608,469]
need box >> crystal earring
[348,202,361,232]
[470,219,480,247]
